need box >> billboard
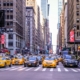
[70,30,74,42]
[1,34,5,44]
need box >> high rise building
[58,0,63,28]
[67,0,80,51]
[0,0,26,55]
[41,0,48,19]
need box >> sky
[37,0,58,52]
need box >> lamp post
[73,24,76,54]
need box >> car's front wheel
[9,64,12,67]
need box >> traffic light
[0,10,5,27]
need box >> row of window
[5,21,13,26]
[3,2,13,6]
[6,15,13,19]
[77,32,80,37]
[8,41,21,48]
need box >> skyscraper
[41,0,48,18]
[58,0,63,28]
[0,0,26,55]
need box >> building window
[7,22,9,26]
[76,19,79,23]
[8,42,13,46]
[76,11,79,16]
[8,34,13,39]
[7,15,9,19]
[3,3,6,6]
[27,21,30,26]
[7,3,9,6]
[10,3,13,6]
[77,25,79,30]
[77,32,79,37]
[76,4,79,9]
[10,15,13,19]
[10,21,13,26]
[76,0,79,2]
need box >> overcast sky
[37,0,58,52]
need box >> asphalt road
[0,63,80,80]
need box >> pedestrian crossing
[0,66,80,72]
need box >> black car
[63,55,78,67]
[24,56,39,67]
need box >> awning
[67,40,80,44]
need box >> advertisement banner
[70,30,74,42]
[1,34,5,44]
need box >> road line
[57,68,61,72]
[25,68,32,71]
[9,68,18,71]
[50,68,53,71]
[71,69,78,72]
[42,68,46,71]
[17,68,26,71]
[34,67,41,71]
[77,69,80,71]
[64,68,69,72]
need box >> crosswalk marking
[58,68,61,72]
[25,68,32,71]
[64,68,68,72]
[42,68,46,71]
[9,68,18,71]
[18,68,26,71]
[71,69,78,72]
[50,68,53,71]
[34,67,41,71]
[77,69,80,71]
[0,66,80,72]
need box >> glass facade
[41,0,48,18]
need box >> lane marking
[71,69,78,72]
[17,68,26,71]
[58,68,61,72]
[25,68,32,71]
[42,68,46,71]
[77,69,80,71]
[34,67,41,71]
[64,68,68,72]
[50,68,53,71]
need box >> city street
[0,63,80,80]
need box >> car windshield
[64,55,76,59]
[45,57,54,60]
[37,56,41,59]
[0,57,6,60]
[28,57,36,60]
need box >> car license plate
[29,63,31,65]
[70,64,73,66]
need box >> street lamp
[73,24,76,54]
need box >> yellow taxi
[0,57,11,67]
[12,55,24,65]
[42,57,57,68]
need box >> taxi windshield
[0,57,6,60]
[45,57,54,60]
[28,57,36,60]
